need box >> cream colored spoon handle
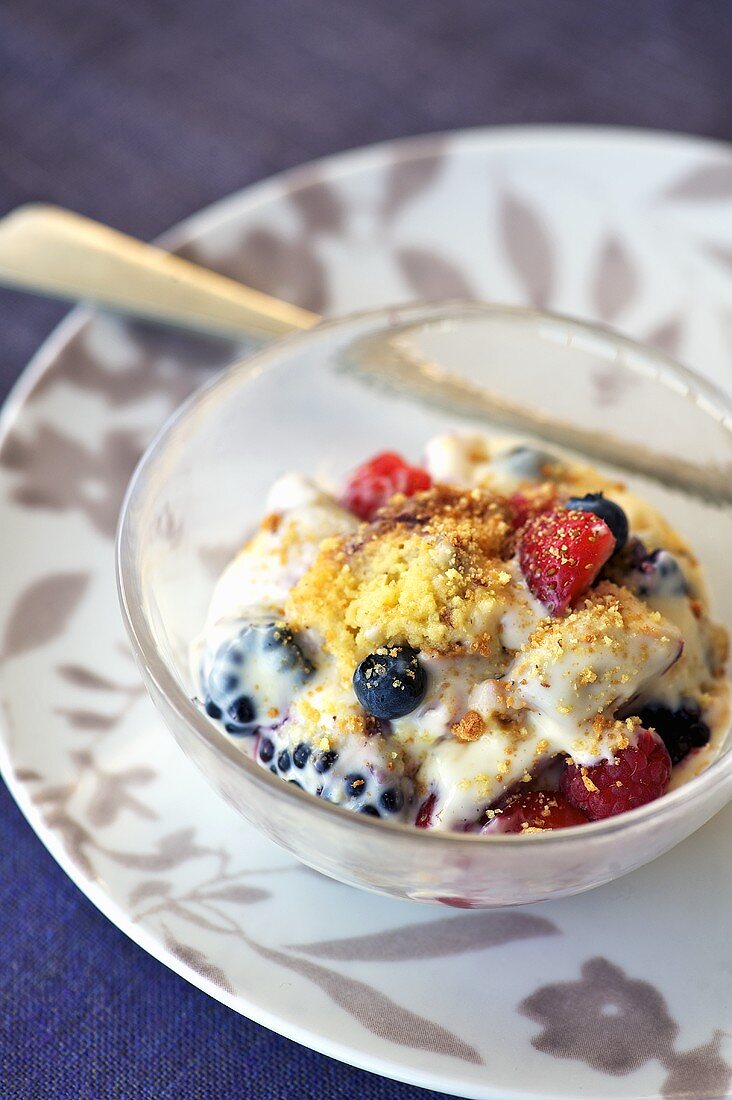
[0,204,319,341]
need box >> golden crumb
[287,485,515,672]
[451,710,486,742]
[261,512,282,534]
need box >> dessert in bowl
[117,301,732,906]
[192,436,728,834]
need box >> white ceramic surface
[2,127,732,1099]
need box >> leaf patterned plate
[2,127,732,1100]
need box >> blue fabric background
[1,2,732,1096]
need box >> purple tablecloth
[2,2,732,1096]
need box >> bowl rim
[116,297,732,848]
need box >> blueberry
[344,773,368,799]
[293,742,312,769]
[225,723,246,735]
[380,787,404,814]
[314,750,338,774]
[566,492,628,551]
[259,737,275,763]
[228,695,256,726]
[635,701,710,765]
[632,549,689,599]
[359,805,381,817]
[204,699,222,720]
[200,619,314,734]
[493,445,560,482]
[353,646,427,720]
[277,749,291,773]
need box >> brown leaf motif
[1,424,144,538]
[396,247,475,301]
[57,665,121,691]
[662,161,732,201]
[291,911,557,961]
[202,885,271,904]
[165,934,233,993]
[55,708,118,732]
[249,939,482,1065]
[181,228,328,314]
[381,145,448,221]
[592,237,638,322]
[288,172,346,234]
[706,244,732,272]
[499,192,555,307]
[1,572,89,661]
[645,317,683,357]
[85,764,157,828]
[129,879,171,906]
[29,322,231,408]
[104,827,212,871]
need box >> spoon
[0,204,316,341]
[0,203,730,504]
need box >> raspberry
[560,728,672,820]
[341,451,431,521]
[518,507,616,614]
[483,791,589,833]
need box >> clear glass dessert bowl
[116,301,732,907]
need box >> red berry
[341,451,431,521]
[518,508,616,614]
[560,728,672,821]
[415,792,437,828]
[483,791,589,834]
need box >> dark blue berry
[277,749,291,773]
[204,699,222,720]
[359,805,381,817]
[228,695,256,725]
[634,700,710,765]
[380,787,404,814]
[293,742,311,769]
[566,493,628,551]
[288,780,303,790]
[314,750,338,774]
[494,445,560,481]
[201,619,314,733]
[631,549,689,599]
[353,646,427,720]
[259,738,275,763]
[344,773,368,799]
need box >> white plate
[2,126,732,1100]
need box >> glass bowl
[116,301,732,908]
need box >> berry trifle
[191,436,729,835]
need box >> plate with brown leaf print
[2,127,732,1099]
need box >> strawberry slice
[342,451,431,521]
[483,791,589,833]
[518,508,616,614]
[509,486,558,531]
